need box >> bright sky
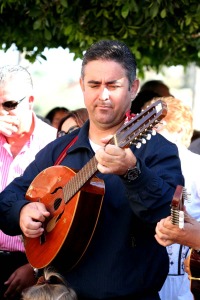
[0,45,84,116]
[0,45,200,129]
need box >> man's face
[0,79,34,134]
[80,60,139,130]
[0,79,30,113]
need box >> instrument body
[189,249,200,300]
[25,166,104,270]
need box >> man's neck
[88,120,125,146]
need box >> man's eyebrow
[87,80,100,84]
[87,80,119,84]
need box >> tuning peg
[179,211,184,229]
[136,142,142,149]
[183,187,191,203]
[137,138,146,144]
[185,192,191,203]
[151,129,157,136]
[144,131,152,140]
[141,138,146,144]
[146,134,151,140]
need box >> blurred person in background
[188,129,200,155]
[140,79,172,97]
[131,90,160,114]
[190,129,200,143]
[36,114,51,125]
[131,79,172,114]
[57,107,88,137]
[0,65,57,299]
[45,106,70,129]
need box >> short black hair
[45,107,69,123]
[81,40,137,88]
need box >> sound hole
[54,198,62,210]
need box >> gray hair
[0,65,33,91]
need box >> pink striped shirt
[0,113,57,252]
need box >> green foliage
[0,0,200,74]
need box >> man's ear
[130,79,140,98]
[79,77,85,92]
[28,95,34,109]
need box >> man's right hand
[20,202,50,238]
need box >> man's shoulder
[36,117,57,134]
[33,117,57,145]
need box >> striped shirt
[0,113,57,252]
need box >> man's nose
[99,87,109,101]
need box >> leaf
[103,9,109,18]
[160,9,166,18]
[159,39,163,48]
[33,19,42,30]
[185,15,191,25]
[122,31,128,38]
[150,3,159,19]
[128,28,137,35]
[121,4,129,18]
[44,28,52,40]
[64,24,73,35]
[0,3,5,14]
[60,0,68,8]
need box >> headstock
[171,185,188,229]
[108,99,167,149]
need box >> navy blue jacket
[0,121,184,299]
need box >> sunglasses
[2,96,26,111]
[57,125,79,137]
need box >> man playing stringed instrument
[0,40,184,300]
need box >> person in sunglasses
[0,65,57,299]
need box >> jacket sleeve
[121,134,184,223]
